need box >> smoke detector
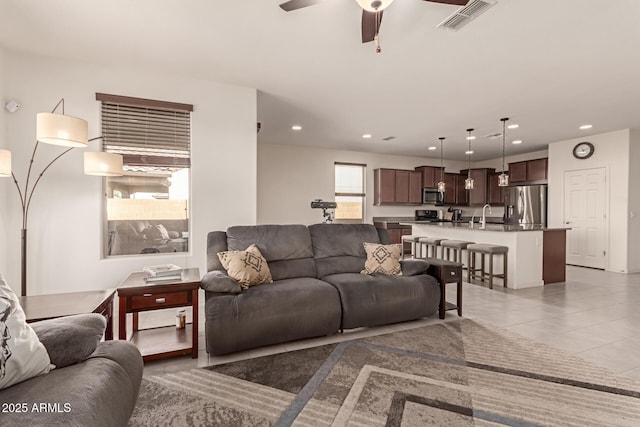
[437,0,497,32]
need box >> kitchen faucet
[481,204,492,228]
[470,210,477,227]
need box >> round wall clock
[573,142,594,159]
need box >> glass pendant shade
[0,149,11,177]
[464,176,474,190]
[83,152,123,176]
[437,180,445,192]
[36,113,88,147]
[355,0,395,12]
[498,172,509,187]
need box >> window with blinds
[335,162,366,221]
[96,93,193,257]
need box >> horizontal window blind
[96,93,192,171]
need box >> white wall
[0,48,8,278]
[1,50,257,295]
[628,129,640,273]
[548,129,630,273]
[258,143,472,225]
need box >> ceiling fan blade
[422,0,469,5]
[361,10,383,43]
[279,0,327,11]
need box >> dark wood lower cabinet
[374,222,412,254]
[543,230,566,284]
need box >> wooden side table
[426,258,463,319]
[117,268,200,362]
[19,289,115,340]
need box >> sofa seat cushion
[321,273,440,330]
[204,278,341,355]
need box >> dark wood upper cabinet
[487,172,505,205]
[527,158,548,182]
[443,173,457,205]
[394,170,410,203]
[509,161,527,183]
[409,171,423,204]
[459,168,497,206]
[415,166,439,188]
[375,169,396,204]
[374,168,422,206]
[455,174,468,206]
[508,158,548,184]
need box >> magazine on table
[142,264,184,280]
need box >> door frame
[562,165,610,270]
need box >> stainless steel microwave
[422,188,444,205]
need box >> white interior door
[563,168,607,269]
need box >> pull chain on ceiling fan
[279,0,469,52]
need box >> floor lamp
[0,99,123,296]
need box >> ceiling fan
[279,0,469,51]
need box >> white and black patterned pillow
[361,242,403,276]
[217,244,273,289]
[0,275,53,390]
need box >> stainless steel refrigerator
[504,185,547,226]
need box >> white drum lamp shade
[84,152,123,176]
[0,149,11,177]
[355,0,395,12]
[36,113,88,147]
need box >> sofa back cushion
[309,224,382,277]
[225,225,316,280]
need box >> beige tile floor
[131,265,640,380]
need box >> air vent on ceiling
[382,136,396,141]
[437,0,497,32]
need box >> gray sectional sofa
[203,223,440,355]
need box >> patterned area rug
[129,319,640,426]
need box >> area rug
[129,319,640,426]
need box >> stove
[415,209,439,221]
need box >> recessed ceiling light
[507,124,519,129]
[512,140,523,145]
[579,124,593,130]
[465,150,474,155]
[428,146,437,150]
[362,134,372,139]
[291,125,302,131]
[466,136,476,140]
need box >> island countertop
[400,221,569,232]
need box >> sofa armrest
[200,270,243,294]
[400,259,430,276]
[31,313,106,369]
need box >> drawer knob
[155,298,166,304]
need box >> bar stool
[418,237,443,259]
[466,243,508,289]
[440,240,474,265]
[400,235,421,259]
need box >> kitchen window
[334,162,366,221]
[96,93,193,257]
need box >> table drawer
[442,266,461,280]
[130,292,188,310]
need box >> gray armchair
[0,314,143,427]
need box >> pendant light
[498,117,509,186]
[464,128,474,190]
[437,137,445,193]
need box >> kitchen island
[401,221,568,289]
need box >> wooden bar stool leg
[467,250,472,282]
[489,253,494,289]
[503,253,508,288]
[480,254,486,282]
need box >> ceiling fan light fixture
[355,0,395,12]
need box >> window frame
[334,162,367,221]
